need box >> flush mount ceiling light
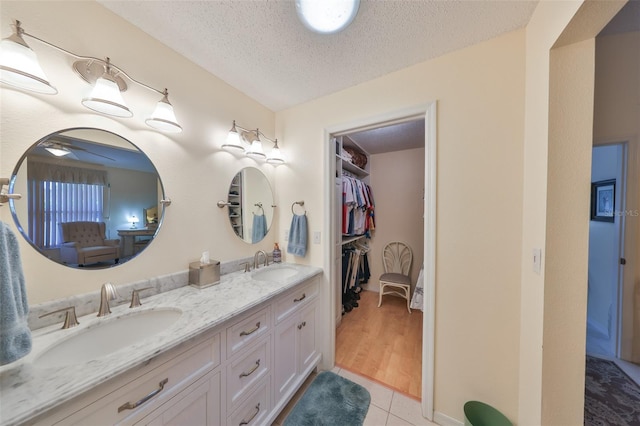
[222,120,286,165]
[44,144,71,157]
[295,0,360,34]
[0,20,182,133]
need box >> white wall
[0,1,278,304]
[587,144,623,348]
[366,147,425,294]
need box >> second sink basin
[252,266,299,282]
[35,308,182,369]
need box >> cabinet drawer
[53,334,221,425]
[274,279,318,324]
[227,336,271,411]
[226,306,270,357]
[227,376,271,426]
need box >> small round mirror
[9,128,165,269]
[225,167,274,243]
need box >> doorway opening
[324,102,437,419]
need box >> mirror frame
[8,127,167,269]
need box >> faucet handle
[129,287,153,308]
[40,306,79,329]
[240,262,251,273]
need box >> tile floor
[273,366,438,426]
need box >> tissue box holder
[189,261,220,289]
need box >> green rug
[283,371,371,426]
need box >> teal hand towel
[252,214,267,243]
[287,214,307,257]
[0,221,32,365]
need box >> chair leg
[378,284,384,308]
[406,286,412,313]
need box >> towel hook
[291,200,306,215]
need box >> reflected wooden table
[117,228,156,257]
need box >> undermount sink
[252,266,299,282]
[35,308,182,369]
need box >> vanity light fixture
[0,20,56,94]
[221,120,245,152]
[222,120,286,165]
[295,0,360,34]
[0,20,182,133]
[245,130,266,159]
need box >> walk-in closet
[331,118,426,399]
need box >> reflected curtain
[27,160,107,248]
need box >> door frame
[323,101,437,419]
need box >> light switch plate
[313,231,321,244]
[533,248,542,274]
[284,229,289,241]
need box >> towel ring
[291,200,306,215]
[254,202,265,215]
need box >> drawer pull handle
[118,378,168,413]
[293,293,306,303]
[240,322,261,336]
[297,321,307,330]
[239,403,261,425]
[239,359,261,378]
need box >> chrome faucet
[253,250,269,269]
[98,282,119,317]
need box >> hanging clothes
[341,174,375,237]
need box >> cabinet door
[139,370,221,426]
[274,314,298,400]
[298,302,318,374]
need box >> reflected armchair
[59,222,120,266]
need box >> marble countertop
[0,263,322,426]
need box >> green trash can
[464,401,512,426]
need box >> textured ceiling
[99,0,539,112]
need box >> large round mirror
[9,128,165,269]
[225,167,274,243]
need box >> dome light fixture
[295,0,360,34]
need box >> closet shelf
[341,158,368,177]
[341,235,367,245]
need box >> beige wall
[518,2,584,423]
[366,148,425,294]
[593,31,640,362]
[0,1,277,304]
[276,30,525,422]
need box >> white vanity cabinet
[273,276,321,406]
[27,272,322,426]
[36,331,222,426]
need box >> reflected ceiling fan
[39,137,116,161]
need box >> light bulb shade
[246,139,266,159]
[82,76,132,118]
[295,0,360,34]
[146,97,182,133]
[267,145,285,165]
[45,146,70,157]
[0,36,57,94]
[222,129,245,152]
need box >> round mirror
[9,128,165,269]
[225,167,274,243]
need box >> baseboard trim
[434,411,464,426]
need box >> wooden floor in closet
[335,289,423,400]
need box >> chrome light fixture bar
[0,20,182,133]
[222,120,285,165]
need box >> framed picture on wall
[590,179,616,222]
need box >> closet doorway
[325,102,437,419]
